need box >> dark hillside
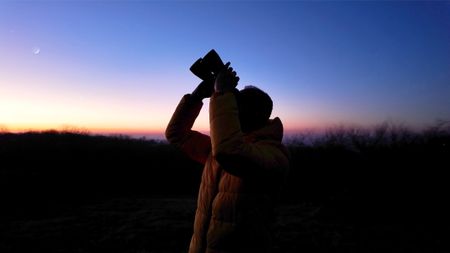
[1,123,449,252]
[283,123,450,252]
[0,131,202,219]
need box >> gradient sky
[1,1,449,137]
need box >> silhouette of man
[166,62,290,253]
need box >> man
[166,62,290,253]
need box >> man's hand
[214,62,240,93]
[191,79,214,101]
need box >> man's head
[236,86,273,133]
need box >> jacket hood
[245,117,284,143]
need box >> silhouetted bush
[1,122,449,223]
[0,130,202,219]
[283,121,450,240]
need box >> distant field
[1,123,449,252]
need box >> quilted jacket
[166,92,290,253]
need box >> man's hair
[236,86,273,132]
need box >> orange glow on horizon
[1,122,319,138]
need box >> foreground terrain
[1,123,449,252]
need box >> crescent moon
[33,47,41,55]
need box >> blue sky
[1,1,449,136]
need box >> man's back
[166,58,289,253]
[167,92,289,253]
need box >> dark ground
[0,197,346,253]
[1,124,449,253]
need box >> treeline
[284,121,450,238]
[285,121,450,202]
[0,131,202,219]
[1,122,449,222]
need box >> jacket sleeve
[209,92,289,177]
[165,94,211,165]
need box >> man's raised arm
[165,82,213,165]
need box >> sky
[1,1,449,138]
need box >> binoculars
[190,49,225,81]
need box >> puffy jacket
[166,92,290,253]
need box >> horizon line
[2,120,448,140]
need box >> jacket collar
[244,117,284,143]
